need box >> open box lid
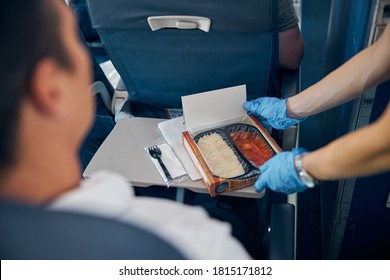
[182,85,247,133]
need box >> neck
[0,143,82,205]
[0,104,83,205]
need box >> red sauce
[230,132,275,168]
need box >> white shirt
[49,171,250,259]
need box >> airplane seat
[0,200,185,259]
[69,0,100,43]
[68,0,108,63]
[0,200,294,260]
[84,0,298,259]
[77,29,117,170]
[85,0,279,119]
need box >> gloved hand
[255,148,309,194]
[243,97,305,130]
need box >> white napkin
[148,143,187,184]
[158,117,202,181]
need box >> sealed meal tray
[193,129,257,179]
[193,123,276,180]
[181,86,282,196]
[225,123,276,168]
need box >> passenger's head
[0,0,93,176]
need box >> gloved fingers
[286,180,308,194]
[254,175,267,192]
[268,119,287,130]
[243,98,270,115]
[244,98,306,131]
[268,117,302,130]
[256,156,274,192]
[255,151,312,195]
[243,100,259,114]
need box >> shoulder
[49,171,249,259]
[49,170,134,218]
[125,197,250,259]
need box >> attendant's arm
[303,102,390,180]
[279,26,304,70]
[287,23,390,118]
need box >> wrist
[294,153,319,188]
[286,98,308,119]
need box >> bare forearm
[303,104,390,180]
[279,26,304,70]
[287,24,390,119]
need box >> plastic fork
[148,145,172,181]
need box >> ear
[28,59,67,118]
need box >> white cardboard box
[182,85,282,196]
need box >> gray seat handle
[147,16,211,32]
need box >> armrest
[90,81,112,112]
[116,78,127,91]
[268,203,295,260]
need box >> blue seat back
[86,0,278,117]
[0,200,184,259]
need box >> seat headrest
[87,0,273,32]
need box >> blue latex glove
[255,148,309,194]
[243,97,306,130]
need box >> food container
[182,85,282,196]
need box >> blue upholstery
[78,29,115,170]
[70,0,100,43]
[82,1,296,260]
[86,0,279,117]
[0,200,184,259]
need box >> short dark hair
[0,0,71,173]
